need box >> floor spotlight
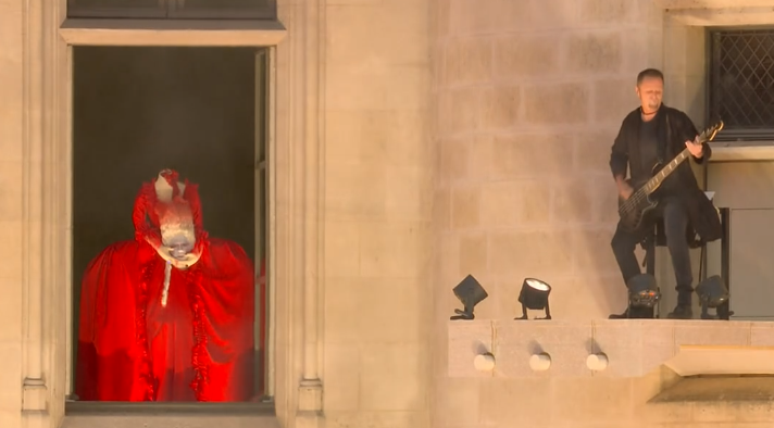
[626,274,660,318]
[696,275,732,320]
[515,278,552,320]
[450,274,488,321]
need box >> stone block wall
[322,0,434,427]
[431,0,774,427]
[431,0,718,427]
[434,0,663,333]
[0,0,24,426]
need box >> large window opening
[71,46,270,404]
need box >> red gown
[75,172,255,402]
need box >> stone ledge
[62,403,278,428]
[448,320,774,378]
[665,7,774,26]
[59,19,288,46]
[709,141,774,162]
[654,0,774,9]
[61,414,280,428]
[650,375,774,402]
[665,345,774,376]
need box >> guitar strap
[632,110,643,173]
[659,109,672,165]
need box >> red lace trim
[137,254,158,401]
[186,264,211,401]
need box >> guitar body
[617,178,659,233]
[615,120,725,234]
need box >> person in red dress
[75,169,255,402]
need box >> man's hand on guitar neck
[685,135,704,159]
[615,177,634,200]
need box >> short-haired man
[609,68,722,319]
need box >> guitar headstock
[698,120,724,143]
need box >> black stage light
[515,278,552,320]
[627,274,660,310]
[696,275,732,320]
[450,274,488,321]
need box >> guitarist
[608,68,722,319]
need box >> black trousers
[611,197,694,297]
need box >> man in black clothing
[608,68,722,319]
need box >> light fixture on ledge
[696,275,732,320]
[529,352,551,371]
[450,274,488,321]
[626,274,660,318]
[586,353,609,372]
[474,352,496,372]
[515,278,552,320]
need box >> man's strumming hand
[617,180,633,201]
[686,136,704,159]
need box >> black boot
[609,306,654,319]
[667,291,693,319]
[609,308,629,319]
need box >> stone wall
[0,0,24,425]
[431,0,774,427]
[431,0,693,427]
[321,0,434,426]
[434,0,662,333]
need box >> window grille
[67,0,276,20]
[709,29,774,141]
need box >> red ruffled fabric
[75,172,254,402]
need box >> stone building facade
[2,0,774,428]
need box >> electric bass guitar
[617,120,724,233]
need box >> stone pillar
[296,0,325,426]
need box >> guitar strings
[617,123,721,221]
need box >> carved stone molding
[654,0,774,9]
[21,0,66,422]
[665,6,774,26]
[281,0,326,425]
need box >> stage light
[586,353,609,372]
[696,275,731,320]
[515,278,552,320]
[627,274,660,309]
[529,352,551,371]
[450,274,488,321]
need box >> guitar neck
[642,148,691,195]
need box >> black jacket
[609,105,722,243]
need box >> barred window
[709,29,774,141]
[67,0,276,20]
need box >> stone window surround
[21,0,325,427]
[661,0,774,161]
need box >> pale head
[635,68,664,114]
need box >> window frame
[707,26,774,142]
[61,20,284,409]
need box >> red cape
[75,238,255,402]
